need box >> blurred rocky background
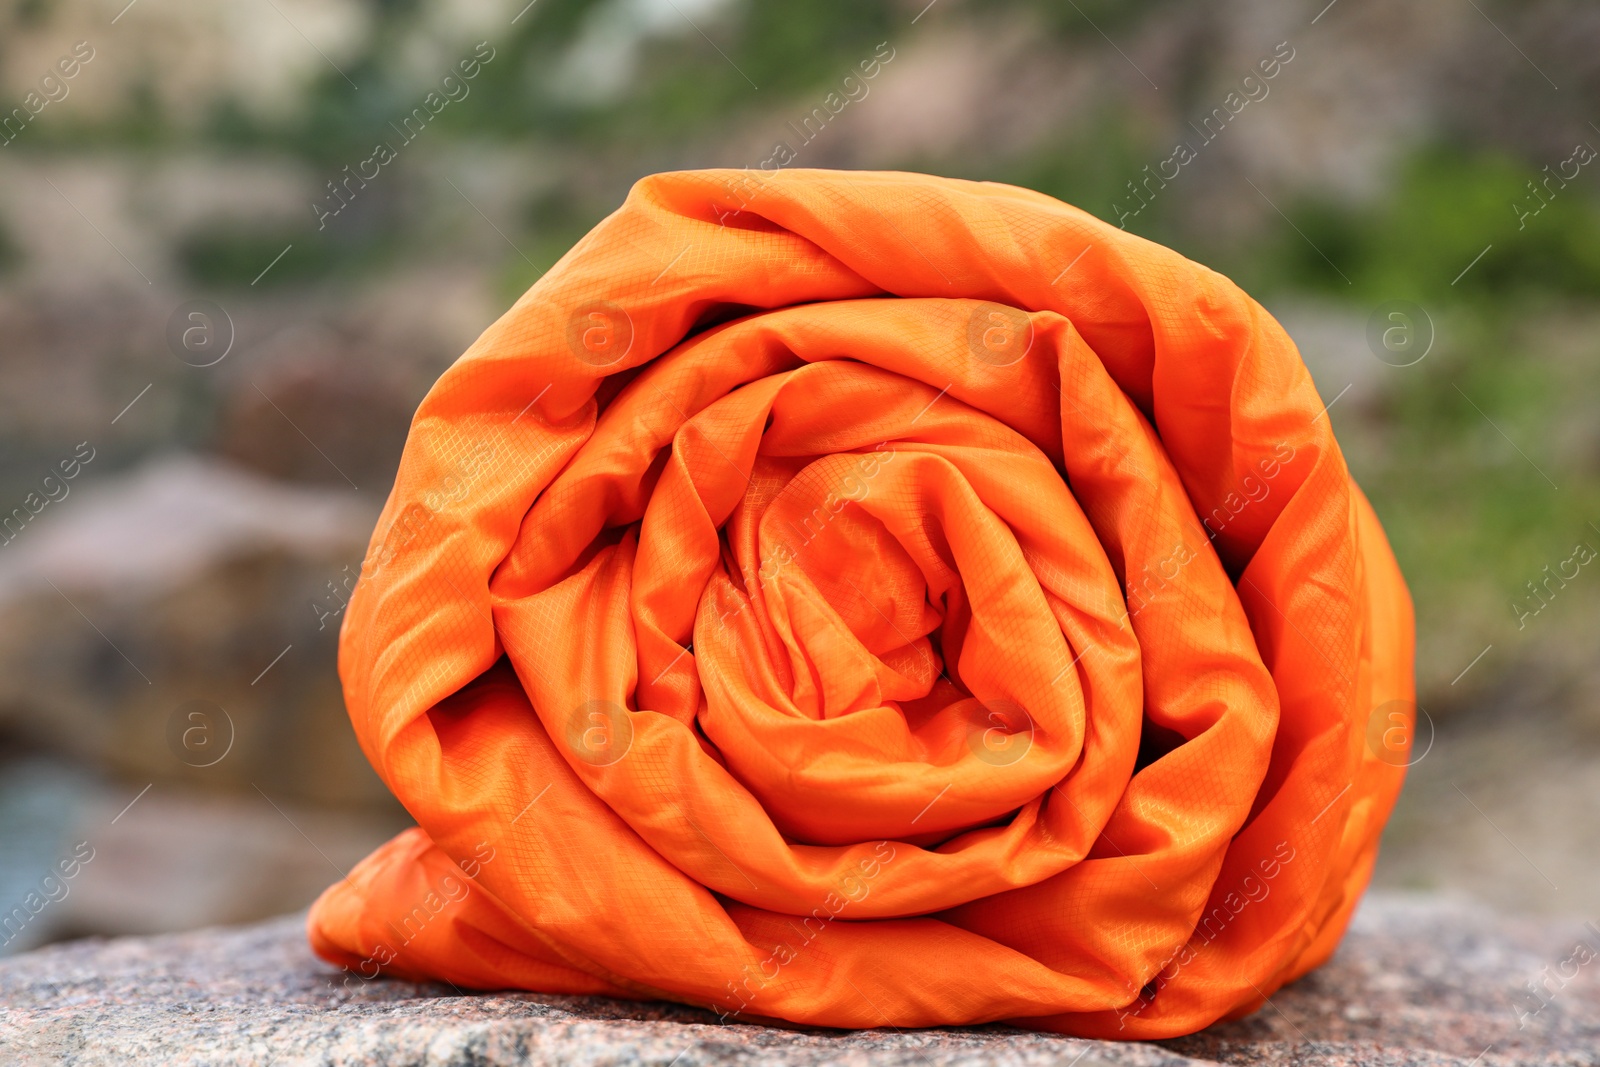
[0,0,1597,960]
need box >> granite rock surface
[0,893,1595,1066]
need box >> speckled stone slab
[0,893,1595,1066]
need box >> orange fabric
[307,169,1414,1038]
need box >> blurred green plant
[968,0,1176,36]
[1352,295,1600,694]
[176,225,397,288]
[1245,147,1600,303]
[946,105,1168,232]
[0,216,20,276]
[495,186,616,302]
[213,0,903,159]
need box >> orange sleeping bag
[308,169,1414,1038]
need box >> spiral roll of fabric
[308,169,1414,1038]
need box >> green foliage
[726,0,896,98]
[1340,294,1600,692]
[966,0,1176,36]
[957,106,1165,222]
[175,224,394,288]
[0,216,20,275]
[1246,147,1600,304]
[496,185,619,303]
[14,0,54,27]
[186,0,907,155]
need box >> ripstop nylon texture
[307,169,1415,1038]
